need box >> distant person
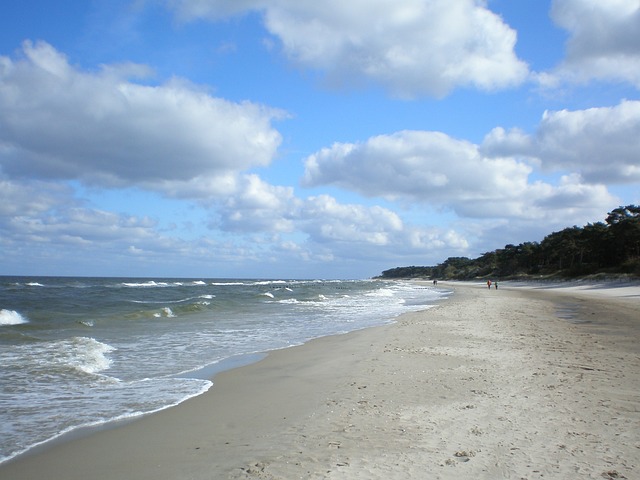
[433,279,437,286]
[487,280,492,289]
[495,281,498,290]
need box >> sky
[0,0,639,279]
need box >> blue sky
[1,0,639,279]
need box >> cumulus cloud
[0,175,276,275]
[0,177,165,255]
[480,127,535,160]
[166,0,529,97]
[302,129,618,227]
[543,0,640,88]
[1,37,466,270]
[299,195,402,246]
[216,174,300,232]
[288,194,472,262]
[483,100,640,183]
[0,41,284,196]
[303,130,532,206]
[0,178,74,218]
[405,227,469,252]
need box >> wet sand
[2,281,639,479]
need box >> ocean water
[0,276,449,463]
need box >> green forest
[378,205,640,281]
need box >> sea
[0,276,449,463]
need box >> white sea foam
[123,281,170,288]
[261,292,275,298]
[154,307,176,318]
[69,337,115,374]
[26,282,45,287]
[123,280,207,288]
[366,288,395,297]
[0,309,28,325]
[38,337,115,375]
[0,376,212,465]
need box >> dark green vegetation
[379,205,640,281]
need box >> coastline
[2,282,638,479]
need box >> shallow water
[0,276,449,463]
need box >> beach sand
[2,282,639,479]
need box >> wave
[209,280,289,286]
[17,337,116,375]
[122,281,171,288]
[63,337,115,374]
[153,307,176,318]
[129,294,215,305]
[0,376,212,465]
[365,288,395,297]
[121,280,210,288]
[0,309,28,325]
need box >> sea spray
[0,309,28,325]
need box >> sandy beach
[2,281,639,479]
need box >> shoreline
[1,351,272,465]
[1,279,443,467]
[2,282,638,479]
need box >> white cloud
[299,194,402,246]
[302,130,533,206]
[483,100,640,184]
[536,100,640,182]
[0,41,284,196]
[0,176,273,276]
[545,0,640,87]
[166,0,529,97]
[2,41,443,270]
[216,174,300,232]
[288,194,474,263]
[302,128,619,230]
[0,178,74,217]
[405,227,469,251]
[0,178,169,262]
[3,202,158,249]
[480,127,536,160]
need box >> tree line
[378,205,640,280]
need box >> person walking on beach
[494,281,498,290]
[487,280,492,289]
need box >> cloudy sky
[1,0,639,279]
